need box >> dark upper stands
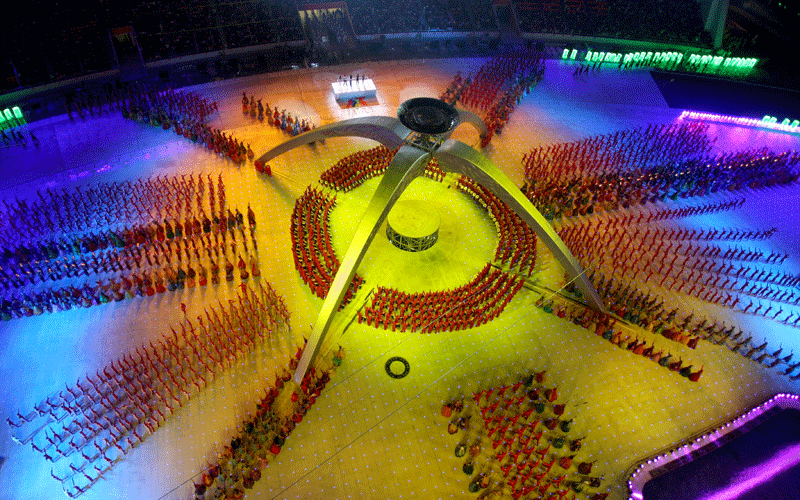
[2,0,715,93]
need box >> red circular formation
[291,148,538,331]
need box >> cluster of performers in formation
[537,295,705,382]
[60,82,214,122]
[116,82,255,165]
[358,264,524,333]
[192,345,345,500]
[241,91,315,137]
[291,186,364,307]
[443,371,607,500]
[1,173,225,239]
[318,144,396,192]
[440,51,546,147]
[292,147,543,329]
[457,176,538,276]
[119,83,218,124]
[8,284,291,497]
[521,122,800,219]
[561,206,800,323]
[0,173,261,320]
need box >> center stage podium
[331,78,377,101]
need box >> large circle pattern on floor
[291,145,538,333]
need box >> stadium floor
[1,57,799,500]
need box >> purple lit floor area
[642,408,800,500]
[0,58,799,500]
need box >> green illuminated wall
[561,48,758,76]
[0,106,26,131]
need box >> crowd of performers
[8,284,290,498]
[559,211,800,324]
[440,51,546,147]
[524,122,713,185]
[358,264,524,333]
[292,147,540,329]
[453,51,544,113]
[291,186,364,307]
[536,294,704,382]
[1,174,224,241]
[553,192,800,326]
[566,263,800,382]
[457,177,538,276]
[0,224,258,319]
[191,344,344,500]
[0,174,261,320]
[117,82,255,165]
[442,372,608,500]
[58,82,218,123]
[241,91,314,137]
[119,83,217,124]
[521,122,800,219]
[319,145,395,192]
[1,127,38,149]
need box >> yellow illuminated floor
[0,58,799,500]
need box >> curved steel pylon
[256,98,605,384]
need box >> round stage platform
[386,199,441,252]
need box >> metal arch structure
[257,98,605,385]
[454,107,490,139]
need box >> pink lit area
[697,442,800,500]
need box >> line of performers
[8,284,290,498]
[445,374,607,500]
[357,264,524,333]
[192,344,342,500]
[1,174,223,243]
[580,265,800,362]
[440,71,471,106]
[0,218,259,320]
[241,92,314,136]
[523,145,800,219]
[481,62,545,145]
[291,186,364,307]
[554,198,745,230]
[120,88,253,165]
[1,204,254,272]
[537,296,705,382]
[457,51,545,113]
[523,122,713,185]
[706,330,800,380]
[121,83,217,129]
[457,177,538,276]
[168,115,254,164]
[319,145,395,192]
